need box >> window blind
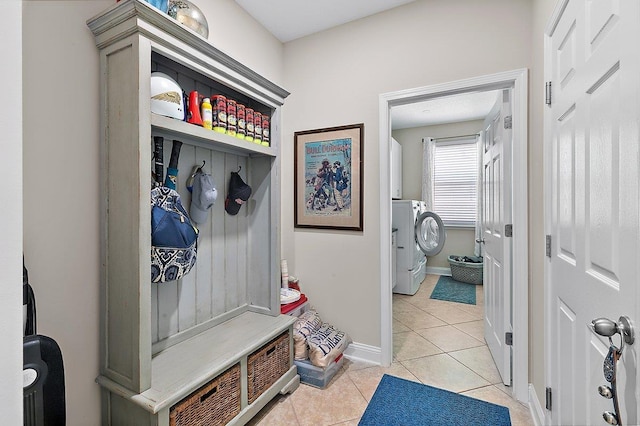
[433,138,478,227]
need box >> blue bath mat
[430,275,476,305]
[359,375,511,426]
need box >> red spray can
[187,91,203,126]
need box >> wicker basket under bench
[98,312,299,426]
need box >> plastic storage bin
[284,300,309,317]
[294,354,344,389]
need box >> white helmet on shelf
[151,72,185,120]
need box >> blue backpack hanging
[151,186,198,283]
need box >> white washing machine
[392,200,446,295]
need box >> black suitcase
[23,261,66,426]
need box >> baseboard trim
[426,266,451,276]
[343,342,381,365]
[529,384,546,426]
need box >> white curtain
[421,137,435,210]
[474,132,483,257]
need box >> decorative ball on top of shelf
[167,0,209,39]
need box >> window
[432,138,478,227]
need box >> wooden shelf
[151,114,276,157]
[97,312,296,414]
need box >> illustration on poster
[304,138,351,216]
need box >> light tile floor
[249,274,534,426]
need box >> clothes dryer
[392,200,446,295]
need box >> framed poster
[294,123,364,231]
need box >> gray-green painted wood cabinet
[87,1,297,424]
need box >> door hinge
[505,224,513,237]
[545,81,552,106]
[505,332,513,346]
[546,235,552,258]
[504,115,512,129]
[546,387,553,410]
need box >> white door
[482,89,513,386]
[547,1,640,425]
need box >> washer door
[415,211,446,256]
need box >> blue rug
[430,275,476,305]
[359,375,511,426]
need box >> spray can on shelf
[226,99,237,137]
[245,108,255,142]
[212,95,227,133]
[254,111,262,144]
[201,97,212,130]
[187,91,203,126]
[236,103,246,140]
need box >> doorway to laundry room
[378,69,529,403]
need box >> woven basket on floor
[247,331,290,404]
[169,363,241,426]
[448,255,483,285]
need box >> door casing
[378,68,529,403]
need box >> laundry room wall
[21,1,284,424]
[392,120,483,269]
[282,0,532,350]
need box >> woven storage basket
[448,255,483,285]
[247,331,290,404]
[169,363,241,426]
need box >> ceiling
[233,0,417,43]
[232,0,500,130]
[390,90,501,130]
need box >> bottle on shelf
[236,103,246,140]
[201,97,212,130]
[227,99,237,137]
[254,111,262,144]
[212,94,227,133]
[245,108,255,142]
[261,114,270,147]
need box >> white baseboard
[426,266,451,276]
[529,384,546,426]
[343,342,381,365]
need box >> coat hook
[197,160,206,173]
[237,165,242,173]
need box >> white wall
[282,0,533,348]
[393,120,484,200]
[392,120,484,268]
[0,0,23,422]
[21,1,284,424]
